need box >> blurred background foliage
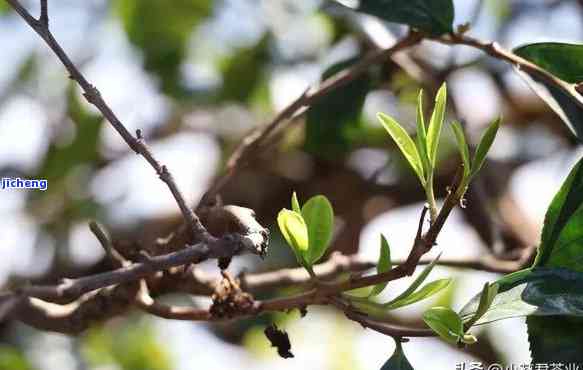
[0,0,582,369]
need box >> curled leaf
[291,192,301,214]
[277,209,309,253]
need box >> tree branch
[199,31,424,206]
[5,0,206,241]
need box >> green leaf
[301,195,335,264]
[464,282,499,328]
[426,84,447,168]
[513,43,583,142]
[378,112,425,185]
[459,268,583,326]
[291,192,301,214]
[384,278,452,310]
[383,254,441,306]
[354,0,455,35]
[370,235,393,297]
[450,121,471,180]
[535,156,583,270]
[470,117,500,178]
[380,341,414,370]
[415,90,431,175]
[305,58,372,159]
[423,307,464,345]
[277,209,309,253]
[527,316,583,365]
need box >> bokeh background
[1,0,582,369]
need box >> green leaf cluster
[278,193,335,270]
[453,156,583,362]
[347,252,450,317]
[378,84,500,219]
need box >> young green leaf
[370,234,393,297]
[291,192,301,214]
[380,341,414,370]
[301,195,334,264]
[378,112,425,185]
[415,90,431,175]
[383,254,441,307]
[450,121,471,180]
[277,209,309,253]
[470,117,500,178]
[384,278,452,310]
[423,307,464,345]
[426,83,447,167]
[464,282,499,328]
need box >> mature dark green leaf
[116,0,212,96]
[527,316,583,365]
[460,268,583,325]
[514,43,583,141]
[380,341,414,370]
[459,156,583,360]
[301,195,334,264]
[535,156,583,270]
[355,0,454,35]
[370,234,392,296]
[305,58,371,160]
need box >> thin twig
[5,0,206,241]
[331,297,435,337]
[88,221,127,267]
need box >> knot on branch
[82,84,101,104]
[210,273,254,319]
